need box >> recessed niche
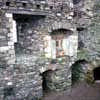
[22,3,27,8]
[6,2,10,6]
[61,6,63,11]
[50,6,53,10]
[77,27,85,31]
[36,5,41,9]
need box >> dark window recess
[22,3,27,7]
[36,5,40,9]
[61,6,63,10]
[78,41,84,49]
[73,11,78,17]
[56,41,59,47]
[94,67,100,81]
[50,6,53,10]
[77,27,85,31]
[6,2,10,6]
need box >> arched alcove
[40,70,54,93]
[44,28,77,59]
[93,67,100,81]
[51,29,73,58]
[71,60,89,85]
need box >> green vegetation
[77,50,89,61]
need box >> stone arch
[47,21,76,33]
[71,59,91,85]
[40,70,55,93]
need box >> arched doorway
[71,60,89,85]
[93,67,100,81]
[41,70,54,93]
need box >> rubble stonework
[0,0,99,100]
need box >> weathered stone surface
[0,0,99,100]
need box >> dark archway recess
[40,70,54,93]
[93,67,100,81]
[71,60,88,85]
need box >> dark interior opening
[13,14,45,55]
[50,6,53,10]
[61,6,63,11]
[40,70,53,93]
[71,60,88,85]
[36,5,40,9]
[6,2,10,6]
[13,14,45,22]
[22,3,27,7]
[50,29,73,37]
[3,86,15,99]
[93,67,100,81]
[77,27,85,31]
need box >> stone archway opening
[71,60,89,85]
[41,70,54,94]
[93,67,100,81]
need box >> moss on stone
[77,49,89,61]
[85,70,94,84]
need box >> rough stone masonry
[0,0,100,100]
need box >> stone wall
[72,0,100,84]
[0,0,99,100]
[0,10,77,100]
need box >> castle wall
[0,0,98,100]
